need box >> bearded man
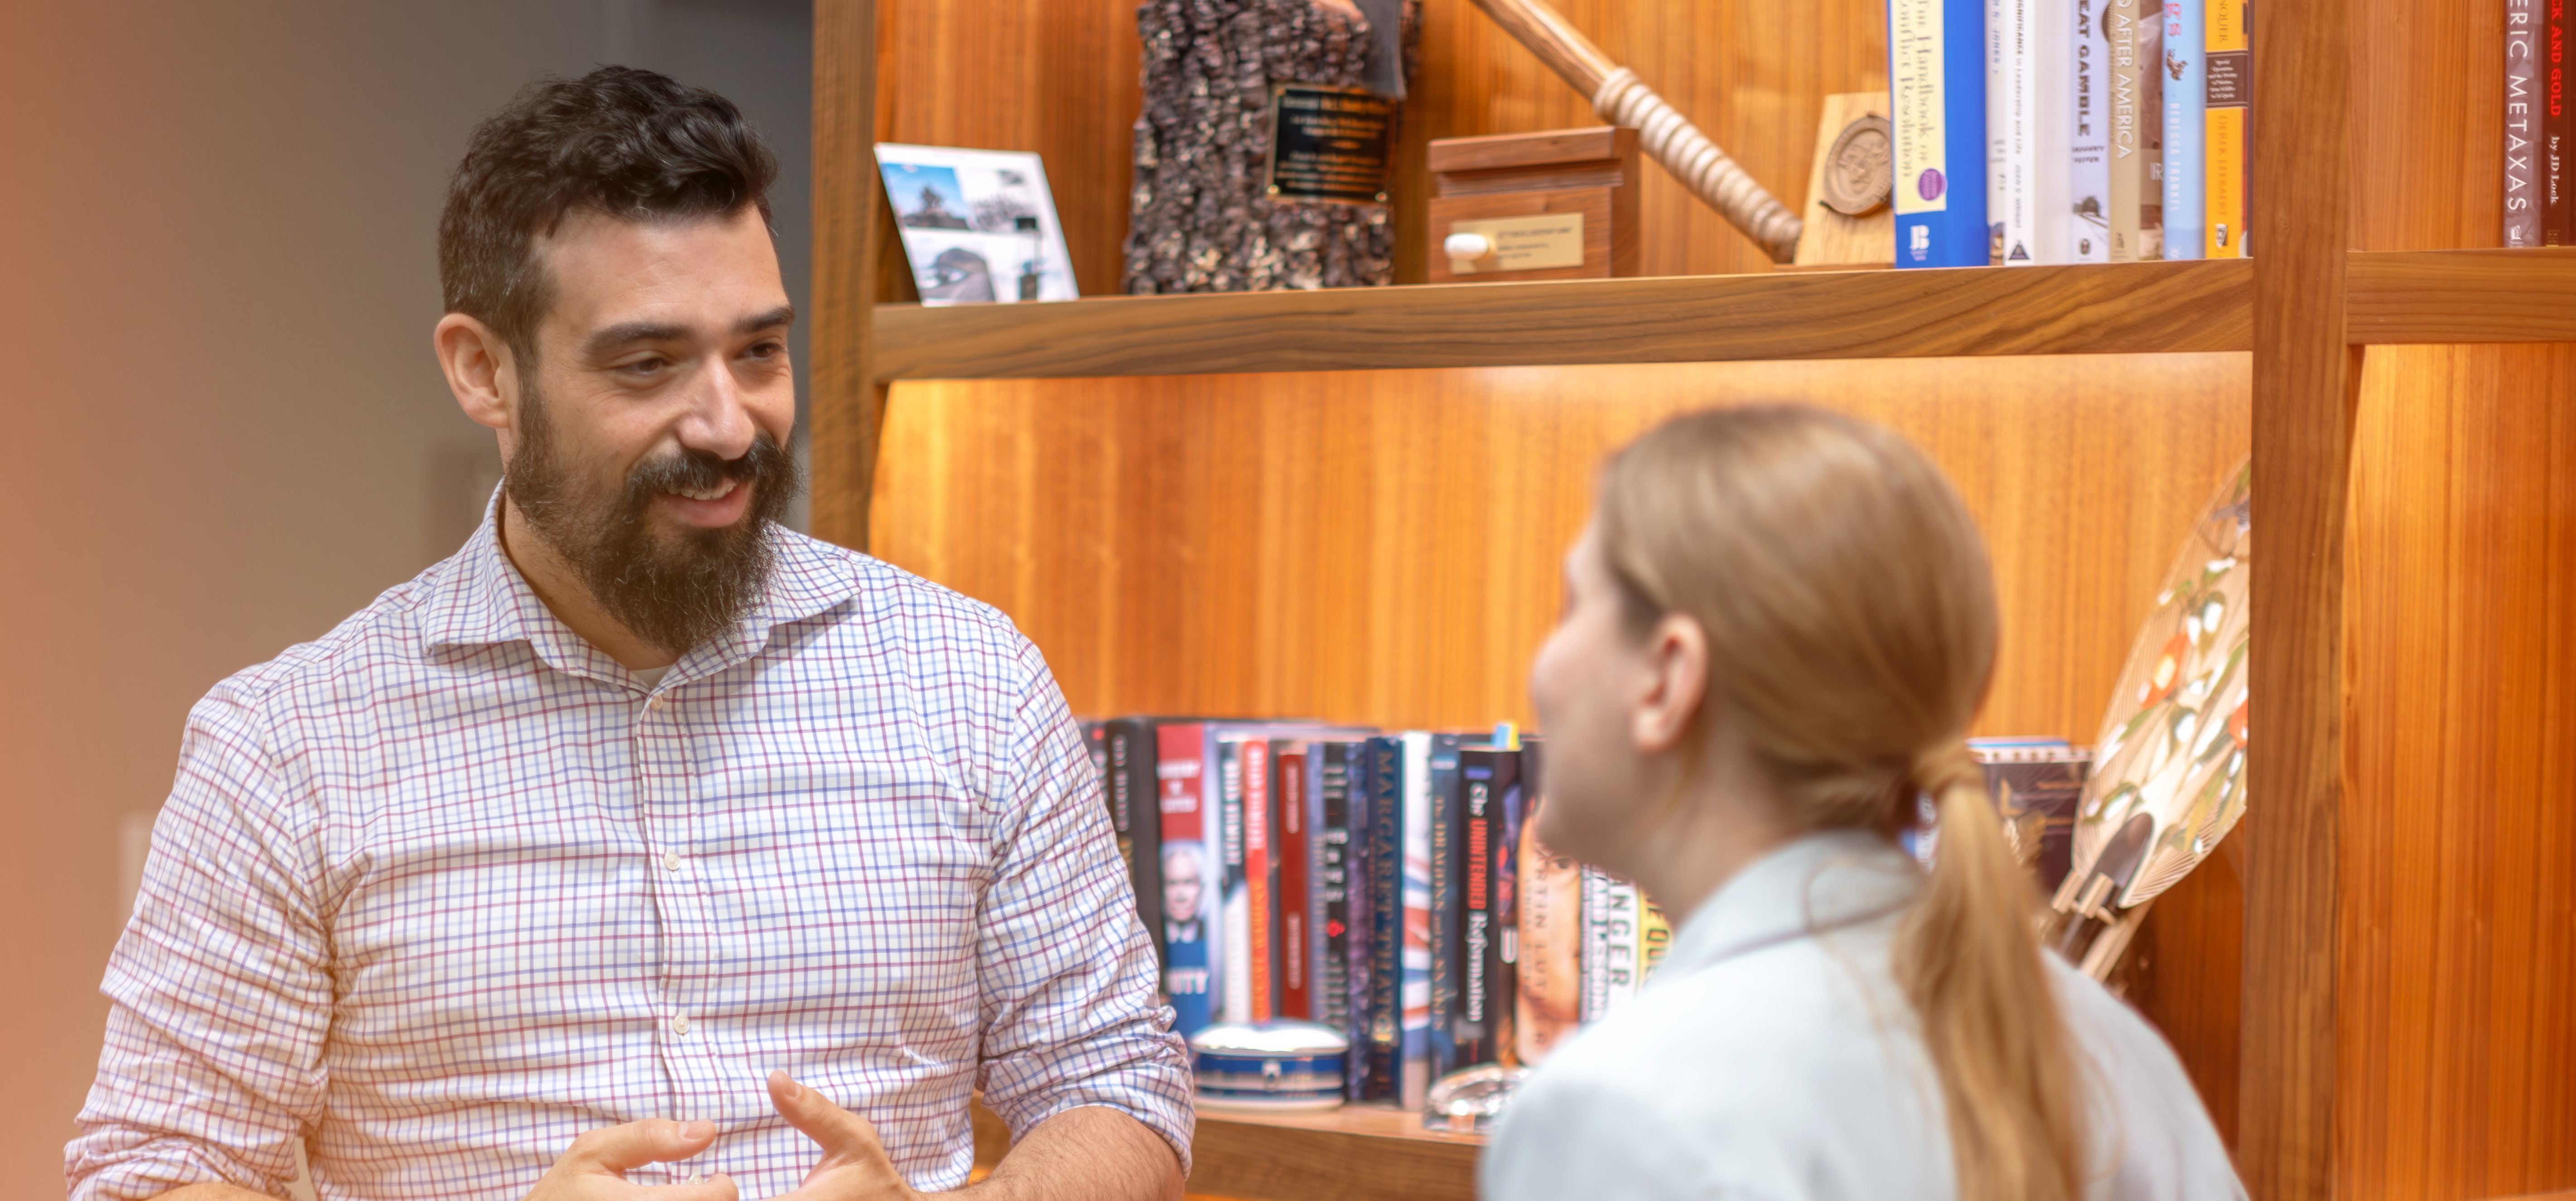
[67,68,1190,1201]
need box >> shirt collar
[415,488,861,684]
[1657,829,1925,980]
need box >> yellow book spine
[2205,2,2251,257]
[1637,900,1673,984]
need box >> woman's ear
[1630,611,1710,754]
[435,313,518,433]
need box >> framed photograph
[875,143,1076,305]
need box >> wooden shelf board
[874,259,2253,380]
[1188,1104,1483,1201]
[2344,248,2576,344]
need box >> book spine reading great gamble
[2511,0,2542,246]
[2074,0,2114,260]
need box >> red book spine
[1243,739,1274,1023]
[1278,745,1312,1021]
[2551,0,2570,243]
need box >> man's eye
[746,341,783,359]
[625,357,667,374]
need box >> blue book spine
[1424,733,1466,1082]
[1363,736,1404,1100]
[1891,0,1991,266]
[2161,0,2206,258]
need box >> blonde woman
[1484,407,2240,1201]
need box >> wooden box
[1426,126,1640,283]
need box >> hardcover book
[1999,0,2074,264]
[2510,0,2542,246]
[2548,0,2569,244]
[1155,722,1220,1035]
[1275,740,1312,1021]
[2161,0,2207,259]
[2109,0,2166,259]
[1890,0,1991,266]
[1579,867,1640,1022]
[2074,0,2114,260]
[2203,0,2250,257]
[1513,741,1583,1067]
[1105,718,1168,983]
[1362,735,1405,1100]
[1401,731,1445,1109]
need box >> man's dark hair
[439,66,778,365]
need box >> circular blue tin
[1189,1020,1349,1113]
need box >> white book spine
[1577,868,1640,1023]
[2026,0,2074,263]
[1988,0,2018,264]
[2072,0,2112,260]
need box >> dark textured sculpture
[1122,0,1417,293]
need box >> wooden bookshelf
[815,1,2576,1198]
[874,259,2252,379]
[1191,1108,1483,1201]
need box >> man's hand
[524,1119,738,1201]
[768,1070,926,1201]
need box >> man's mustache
[624,435,791,499]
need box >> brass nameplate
[1446,213,1586,273]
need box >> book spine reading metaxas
[2203,0,2250,257]
[2073,0,2114,261]
[1107,718,1166,977]
[1890,0,1990,266]
[2511,0,2542,246]
[1362,736,1403,1099]
[1276,741,1313,1021]
[2161,0,2207,259]
[2109,0,2166,259]
[1155,722,1219,1036]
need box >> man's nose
[674,355,759,461]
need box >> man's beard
[505,386,803,659]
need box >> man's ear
[435,313,518,434]
[1631,611,1711,755]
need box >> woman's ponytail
[1895,747,2087,1201]
[1595,407,2088,1201]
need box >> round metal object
[1819,114,1895,218]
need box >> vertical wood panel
[2342,344,2576,1201]
[812,0,881,549]
[2340,3,2576,1199]
[2242,0,2354,1191]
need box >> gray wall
[0,5,810,1194]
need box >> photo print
[875,144,1076,305]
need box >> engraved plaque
[1820,114,1895,218]
[1264,84,1398,205]
[1444,213,1587,273]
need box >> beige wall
[0,4,807,1194]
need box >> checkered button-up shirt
[67,515,1192,1201]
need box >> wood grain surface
[2239,0,2354,1193]
[1190,1107,1482,1201]
[810,0,882,551]
[2344,249,2576,344]
[874,260,2252,379]
[869,355,2249,746]
[2342,345,2576,1201]
[2334,1,2576,1197]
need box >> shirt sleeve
[970,639,1195,1175]
[66,680,332,1201]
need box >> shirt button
[671,1014,690,1036]
[647,694,666,710]
[663,850,682,873]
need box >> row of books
[1082,718,2095,1109]
[1889,0,2252,267]
[2505,0,2571,246]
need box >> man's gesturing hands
[767,1070,926,1201]
[523,1119,737,1200]
[523,1074,920,1201]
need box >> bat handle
[1592,68,1804,263]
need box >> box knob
[1443,232,1493,259]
